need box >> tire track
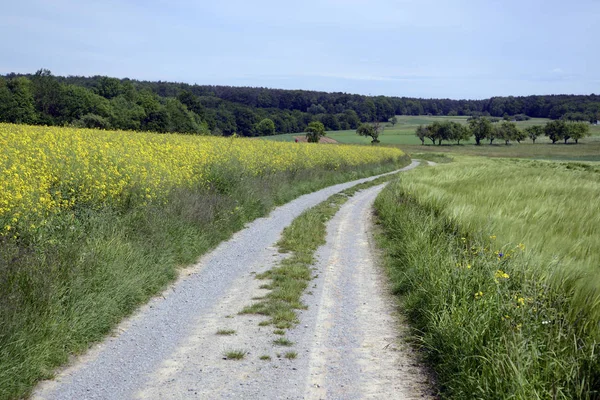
[33,161,426,400]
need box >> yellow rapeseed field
[0,123,404,235]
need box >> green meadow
[265,115,600,146]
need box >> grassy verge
[241,173,402,336]
[411,153,453,164]
[0,156,409,400]
[374,163,600,399]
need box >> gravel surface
[33,161,430,400]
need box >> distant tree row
[415,118,591,145]
[52,75,598,122]
[0,70,363,136]
[1,70,600,136]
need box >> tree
[425,121,441,144]
[254,118,276,136]
[415,125,428,145]
[109,96,145,131]
[568,122,591,144]
[97,77,123,99]
[306,121,326,143]
[525,125,543,143]
[31,69,65,124]
[468,117,492,145]
[307,104,326,115]
[544,120,568,144]
[499,121,519,145]
[514,128,526,143]
[73,113,111,129]
[357,121,383,143]
[389,116,398,126]
[164,97,207,134]
[452,123,472,144]
[342,109,360,129]
[434,121,453,145]
[487,124,501,145]
[177,90,205,119]
[4,77,37,124]
[234,107,258,136]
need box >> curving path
[33,161,432,400]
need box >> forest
[1,69,599,137]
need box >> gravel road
[33,161,432,400]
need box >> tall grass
[375,158,600,399]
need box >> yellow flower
[0,123,405,238]
[494,270,510,280]
[474,291,484,299]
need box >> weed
[259,355,271,361]
[224,350,246,360]
[284,351,297,360]
[239,173,403,336]
[216,329,236,336]
[273,337,294,347]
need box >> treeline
[415,118,591,146]
[0,70,363,136]
[1,69,600,136]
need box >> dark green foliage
[73,113,111,129]
[254,118,276,136]
[498,120,519,145]
[306,121,325,143]
[356,122,383,143]
[1,77,37,124]
[468,117,492,145]
[525,125,544,143]
[415,125,428,145]
[415,121,473,145]
[2,69,600,136]
[569,121,591,144]
[544,120,568,144]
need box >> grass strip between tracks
[240,173,400,336]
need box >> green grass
[239,191,349,329]
[410,153,454,164]
[0,157,409,400]
[239,171,408,333]
[265,115,600,147]
[374,157,600,399]
[401,139,600,161]
[397,157,600,271]
[223,349,246,360]
[259,355,271,361]
[273,337,294,347]
[284,351,297,360]
[216,329,236,336]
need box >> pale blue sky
[2,0,598,99]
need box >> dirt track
[33,161,432,399]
